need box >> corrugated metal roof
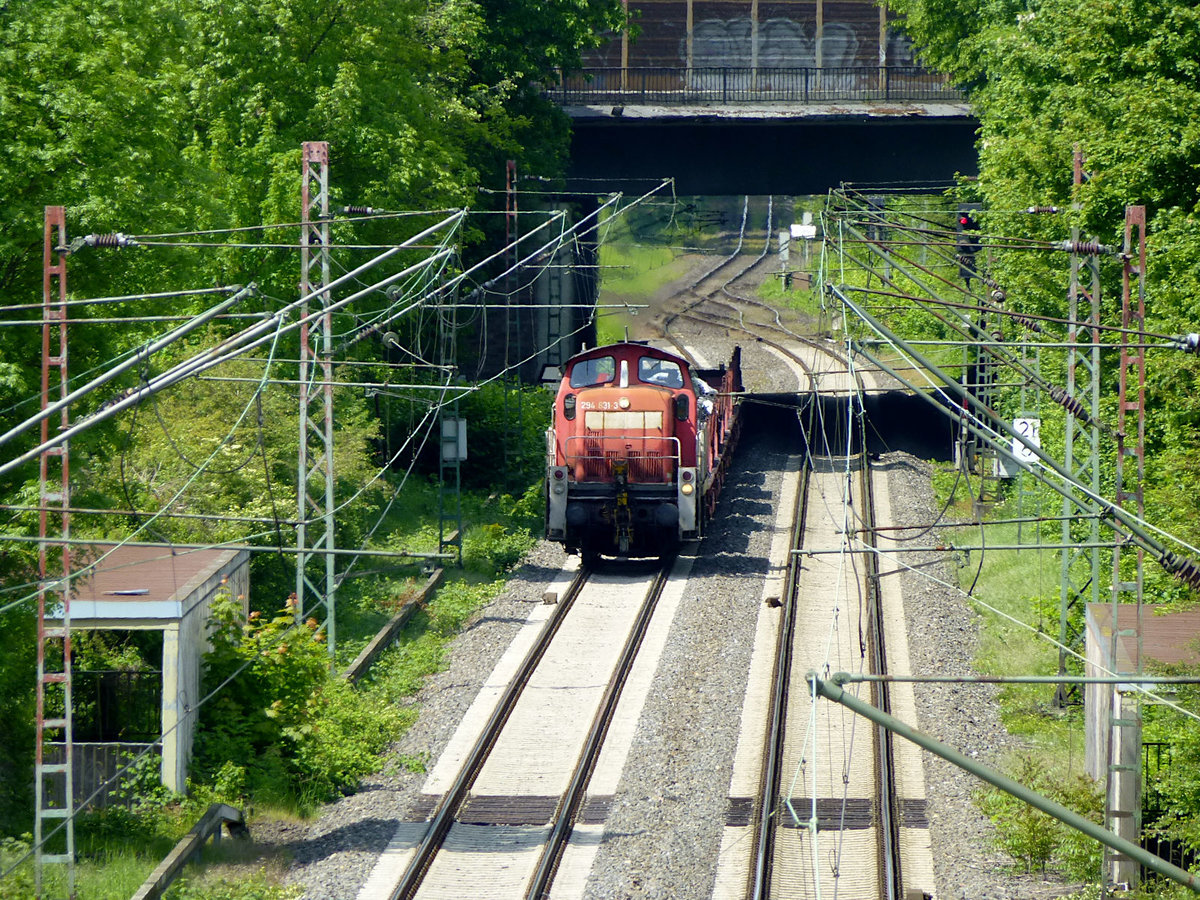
[1089,604,1200,672]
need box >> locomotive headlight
[618,396,631,409]
[680,483,694,495]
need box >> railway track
[656,205,910,894]
[677,289,933,898]
[357,558,683,900]
[353,209,935,899]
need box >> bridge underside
[567,112,978,196]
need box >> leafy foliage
[191,592,403,810]
[887,0,1200,876]
[978,754,1103,879]
[0,835,35,900]
[885,0,1200,595]
[458,381,553,491]
[0,562,36,833]
[0,0,621,491]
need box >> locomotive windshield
[569,355,615,388]
[638,357,684,388]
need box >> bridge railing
[554,66,964,105]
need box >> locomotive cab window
[570,356,615,388]
[638,357,683,388]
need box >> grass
[931,469,1093,777]
[0,802,296,900]
[598,241,691,298]
[756,264,824,319]
[594,235,692,344]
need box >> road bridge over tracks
[558,1,978,194]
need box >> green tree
[887,0,1200,598]
[0,0,622,828]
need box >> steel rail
[855,401,904,900]
[688,302,906,898]
[526,557,676,898]
[661,195,770,338]
[750,452,811,899]
[388,566,590,900]
[836,288,1200,589]
[810,334,904,900]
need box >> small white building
[1085,603,1200,885]
[55,543,249,798]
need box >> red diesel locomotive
[545,341,742,559]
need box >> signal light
[956,204,982,283]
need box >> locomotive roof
[565,341,687,367]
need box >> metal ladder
[36,205,75,898]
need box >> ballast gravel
[255,328,1083,900]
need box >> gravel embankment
[254,541,568,897]
[882,451,1080,900]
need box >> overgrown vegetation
[927,463,1200,887]
[977,755,1103,880]
[862,0,1200,887]
[0,468,544,897]
[1,0,619,886]
[191,593,407,811]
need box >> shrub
[191,593,403,811]
[978,754,1102,880]
[0,835,34,900]
[463,523,535,575]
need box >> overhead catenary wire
[2,180,687,879]
[0,217,463,480]
[129,208,463,240]
[1,319,290,613]
[0,285,244,313]
[834,284,1200,585]
[0,284,257,449]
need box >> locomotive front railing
[564,433,682,483]
[553,66,964,105]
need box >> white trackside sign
[1012,417,1041,465]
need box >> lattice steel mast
[1103,206,1147,893]
[296,141,337,659]
[1056,148,1102,707]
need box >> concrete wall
[161,556,249,792]
[1084,604,1143,887]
